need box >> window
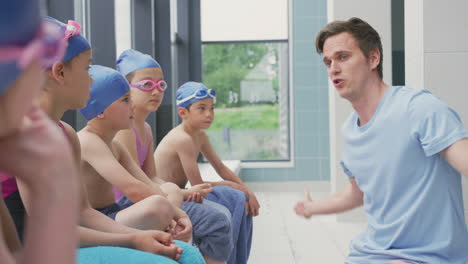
[114,0,132,58]
[201,0,291,162]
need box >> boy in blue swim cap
[154,81,260,264]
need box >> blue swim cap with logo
[176,82,216,108]
[79,65,130,120]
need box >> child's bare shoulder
[168,126,193,146]
[77,129,109,155]
[78,129,99,144]
[59,121,81,159]
[115,127,136,142]
[59,121,78,142]
[144,121,152,131]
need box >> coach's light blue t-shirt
[341,86,468,264]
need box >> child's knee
[211,206,232,233]
[198,207,233,257]
[143,195,174,226]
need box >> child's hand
[294,191,314,219]
[0,106,76,187]
[165,220,177,236]
[245,190,260,217]
[186,183,212,203]
[172,216,192,243]
[190,183,212,197]
[132,230,182,260]
[184,192,202,203]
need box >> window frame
[199,0,295,168]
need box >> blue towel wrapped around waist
[206,185,253,264]
[182,199,233,261]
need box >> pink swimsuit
[1,173,17,198]
[134,126,150,168]
[113,126,150,201]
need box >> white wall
[327,0,392,222]
[405,0,468,225]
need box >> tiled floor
[247,190,366,264]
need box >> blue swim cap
[79,65,130,120]
[0,0,41,95]
[116,49,160,77]
[44,16,91,63]
[176,82,216,108]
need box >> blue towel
[206,185,253,264]
[77,240,206,264]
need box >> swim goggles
[130,79,168,92]
[0,20,76,69]
[176,88,216,106]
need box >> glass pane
[114,0,131,58]
[201,0,288,42]
[202,42,290,161]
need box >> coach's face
[322,32,379,102]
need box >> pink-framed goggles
[130,79,168,92]
[0,19,70,69]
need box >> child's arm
[68,125,181,259]
[115,123,162,183]
[176,135,206,185]
[117,141,192,242]
[200,133,245,186]
[115,141,168,195]
[78,225,182,260]
[114,124,208,203]
[140,124,165,184]
[139,124,210,202]
[176,133,252,198]
[58,123,146,234]
[80,134,165,203]
[0,216,15,264]
[115,129,141,169]
[118,142,198,209]
[1,107,79,264]
[200,132,261,216]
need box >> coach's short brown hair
[316,17,383,79]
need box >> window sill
[186,160,241,188]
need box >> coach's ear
[368,47,381,72]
